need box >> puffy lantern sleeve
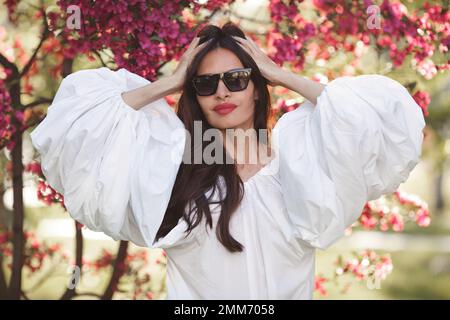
[272,75,426,250]
[30,67,188,248]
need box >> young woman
[30,22,426,299]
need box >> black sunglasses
[192,68,252,96]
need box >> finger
[232,35,248,46]
[188,38,207,55]
[185,39,198,56]
[186,39,210,59]
[239,36,257,54]
[232,36,254,54]
[245,35,260,52]
[234,35,250,45]
[248,36,265,56]
[235,41,252,56]
[194,38,211,51]
[188,37,200,51]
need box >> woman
[30,22,426,299]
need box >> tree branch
[62,58,73,78]
[0,255,7,299]
[22,97,52,109]
[8,115,25,299]
[60,221,84,300]
[93,51,107,68]
[21,290,30,300]
[0,53,17,74]
[101,241,129,300]
[19,8,50,79]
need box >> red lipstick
[213,103,237,115]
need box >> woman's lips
[213,103,237,115]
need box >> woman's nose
[215,79,230,99]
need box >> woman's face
[195,47,258,131]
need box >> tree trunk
[0,255,7,299]
[60,221,84,300]
[101,241,129,300]
[8,114,25,299]
[434,169,445,214]
[0,186,10,299]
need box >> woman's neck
[220,126,272,166]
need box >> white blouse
[30,67,425,299]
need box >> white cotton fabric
[30,67,425,299]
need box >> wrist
[166,74,183,93]
[151,75,179,98]
[274,68,294,88]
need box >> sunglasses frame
[192,67,252,96]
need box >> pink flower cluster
[274,98,301,115]
[52,0,232,80]
[269,0,301,23]
[1,221,164,299]
[0,228,68,274]
[394,190,431,227]
[376,1,448,73]
[24,161,66,209]
[357,190,431,232]
[85,247,166,299]
[191,0,231,13]
[0,80,12,147]
[314,275,328,296]
[0,79,25,151]
[412,90,431,117]
[36,179,65,207]
[3,0,18,23]
[267,0,448,80]
[337,250,393,282]
[315,250,393,297]
[268,0,316,71]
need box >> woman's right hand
[122,37,209,110]
[170,37,211,92]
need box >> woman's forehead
[197,48,244,75]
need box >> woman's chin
[209,119,240,131]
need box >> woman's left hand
[232,35,283,87]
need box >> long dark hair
[154,22,272,253]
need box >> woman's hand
[232,35,325,103]
[232,35,283,86]
[171,37,211,92]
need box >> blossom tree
[0,0,448,299]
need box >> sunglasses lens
[193,69,251,96]
[224,70,251,91]
[193,75,217,96]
